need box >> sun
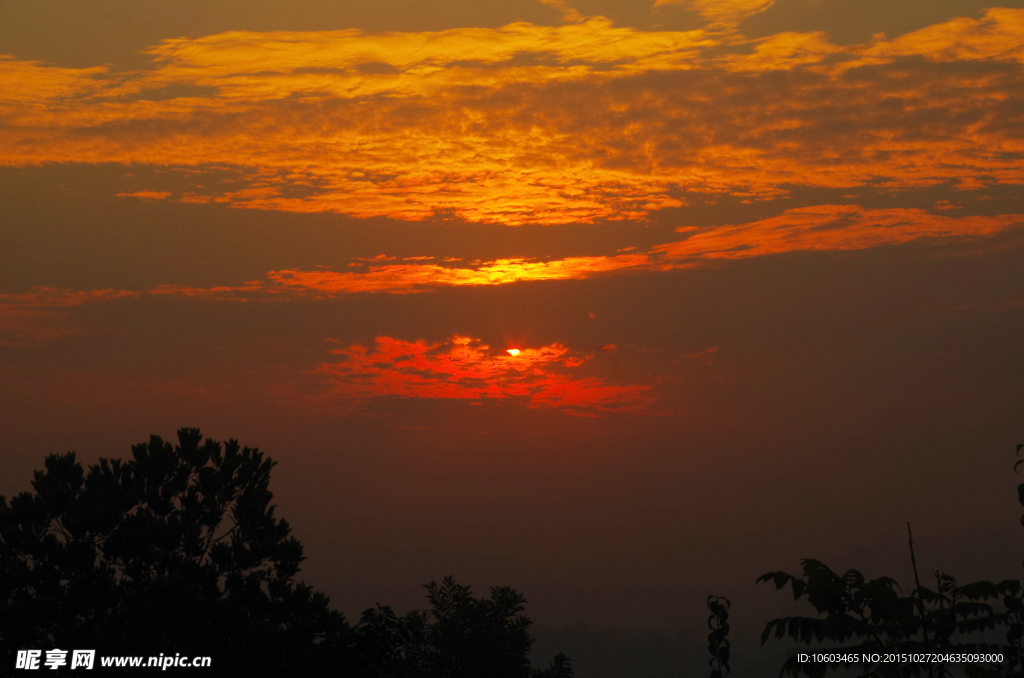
[506,348,521,356]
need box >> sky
[2,0,1024,674]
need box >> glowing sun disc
[506,348,521,356]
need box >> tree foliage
[354,576,573,678]
[751,444,1024,678]
[0,428,347,675]
[757,559,1018,677]
[0,428,573,676]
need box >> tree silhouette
[0,427,573,676]
[707,595,732,678]
[0,428,350,675]
[354,576,574,677]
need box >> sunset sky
[2,0,1024,673]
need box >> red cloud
[313,335,654,415]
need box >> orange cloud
[118,190,172,201]
[654,0,774,24]
[1,206,1020,340]
[140,206,1024,298]
[0,11,1021,224]
[0,55,109,104]
[150,256,648,298]
[0,287,138,346]
[263,253,650,294]
[145,254,649,300]
[654,205,1024,260]
[313,335,654,415]
[863,7,1024,64]
[537,0,585,24]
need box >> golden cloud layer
[1,10,1022,224]
[166,206,1022,296]
[4,206,1018,322]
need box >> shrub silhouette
[707,595,731,678]
[0,428,574,677]
[748,444,1024,678]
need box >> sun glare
[506,348,521,356]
